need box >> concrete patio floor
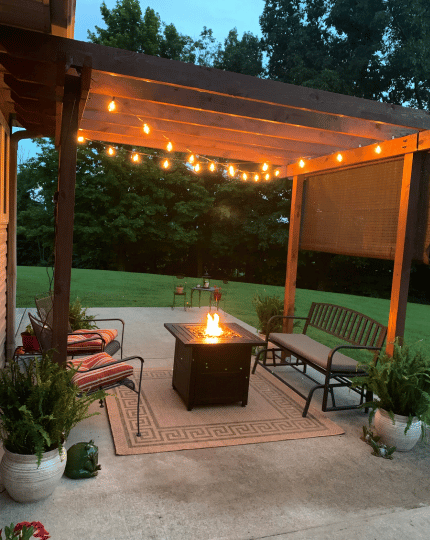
[1,307,430,540]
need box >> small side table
[190,286,216,310]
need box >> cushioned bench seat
[268,333,364,373]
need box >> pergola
[1,24,430,363]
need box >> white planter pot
[374,409,422,452]
[0,447,67,502]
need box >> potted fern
[253,293,284,336]
[0,352,106,502]
[354,339,430,451]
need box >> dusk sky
[18,0,265,162]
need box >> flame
[205,313,223,337]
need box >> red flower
[12,522,50,539]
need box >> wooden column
[386,151,424,355]
[52,75,81,365]
[7,131,41,360]
[283,175,304,333]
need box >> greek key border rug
[106,365,344,455]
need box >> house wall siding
[0,110,9,368]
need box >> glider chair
[29,313,144,436]
[35,293,125,358]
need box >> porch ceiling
[2,24,430,176]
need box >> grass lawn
[17,266,430,351]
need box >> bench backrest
[303,302,387,349]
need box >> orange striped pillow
[67,329,118,353]
[69,352,133,392]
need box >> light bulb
[166,141,173,152]
[188,154,195,164]
[375,145,381,154]
[108,98,116,112]
[194,163,200,172]
[274,169,280,177]
[254,174,259,181]
[77,135,85,143]
[132,153,139,162]
[336,153,343,163]
[242,172,248,181]
[299,159,305,168]
[209,162,216,172]
[265,173,270,180]
[143,123,150,134]
[262,162,269,171]
[107,146,115,156]
[228,165,235,177]
[163,159,170,169]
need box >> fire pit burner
[185,324,241,340]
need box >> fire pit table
[164,320,265,410]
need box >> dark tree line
[17,0,430,298]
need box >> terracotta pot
[175,286,184,294]
[374,408,422,452]
[21,332,40,353]
[0,447,67,502]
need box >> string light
[79,127,282,180]
[108,97,116,112]
[375,145,382,154]
[299,159,305,168]
[336,153,343,163]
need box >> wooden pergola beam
[2,24,429,132]
[78,128,297,164]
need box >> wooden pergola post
[284,175,304,333]
[52,74,81,366]
[386,151,424,355]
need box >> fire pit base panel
[172,339,253,410]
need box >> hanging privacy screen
[299,159,405,260]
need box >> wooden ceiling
[2,24,430,177]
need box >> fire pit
[164,314,265,410]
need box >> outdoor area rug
[106,365,344,455]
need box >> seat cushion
[67,328,118,354]
[69,352,133,392]
[268,333,363,373]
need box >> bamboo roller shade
[299,159,405,260]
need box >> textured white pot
[374,409,422,452]
[0,447,67,502]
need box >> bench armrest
[327,344,382,371]
[265,314,309,341]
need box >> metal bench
[252,302,387,416]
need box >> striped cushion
[69,352,133,392]
[67,328,118,353]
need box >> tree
[213,28,265,77]
[260,0,430,105]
